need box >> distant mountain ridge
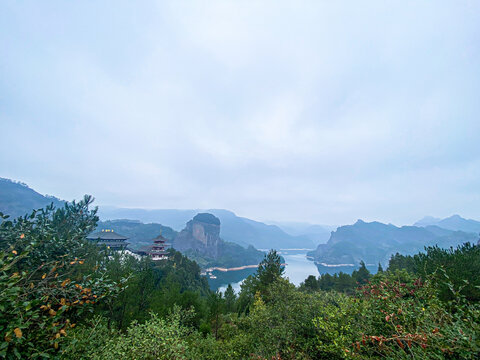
[0,178,64,218]
[265,221,334,245]
[308,219,478,266]
[0,178,315,250]
[414,215,480,234]
[99,207,315,249]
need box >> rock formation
[173,213,221,259]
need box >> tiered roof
[86,229,129,250]
[150,234,170,260]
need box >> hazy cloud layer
[1,1,479,225]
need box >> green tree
[223,284,236,313]
[237,250,285,313]
[0,197,125,359]
[352,260,371,285]
[256,249,284,290]
[208,291,224,340]
[302,274,319,291]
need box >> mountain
[414,215,480,234]
[172,213,265,268]
[98,207,198,230]
[308,219,478,266]
[414,216,442,227]
[0,178,313,249]
[99,207,314,249]
[95,219,177,251]
[0,178,64,218]
[266,221,334,245]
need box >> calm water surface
[214,249,378,293]
[215,249,320,293]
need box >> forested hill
[308,219,478,266]
[0,178,64,218]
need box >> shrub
[93,309,192,360]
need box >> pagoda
[86,229,129,250]
[150,233,170,260]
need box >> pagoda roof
[153,234,168,242]
[87,230,128,241]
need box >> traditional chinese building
[86,229,129,250]
[150,233,170,260]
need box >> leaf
[14,328,22,338]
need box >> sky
[1,1,480,225]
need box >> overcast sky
[1,1,479,225]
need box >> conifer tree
[224,284,236,313]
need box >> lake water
[211,249,377,294]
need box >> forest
[1,198,479,359]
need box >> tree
[208,291,224,340]
[256,250,284,290]
[0,197,125,358]
[352,260,371,285]
[223,284,236,313]
[302,275,319,291]
[237,250,285,313]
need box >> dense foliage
[1,200,479,359]
[0,197,124,358]
[182,242,265,269]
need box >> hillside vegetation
[0,178,64,218]
[1,199,479,359]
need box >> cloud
[0,0,479,224]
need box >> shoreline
[204,263,287,273]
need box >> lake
[210,249,377,294]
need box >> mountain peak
[415,214,480,233]
[193,213,220,226]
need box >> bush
[0,197,125,359]
[352,272,480,359]
[93,308,192,360]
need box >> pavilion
[86,229,129,250]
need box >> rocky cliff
[173,213,222,259]
[172,213,265,268]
